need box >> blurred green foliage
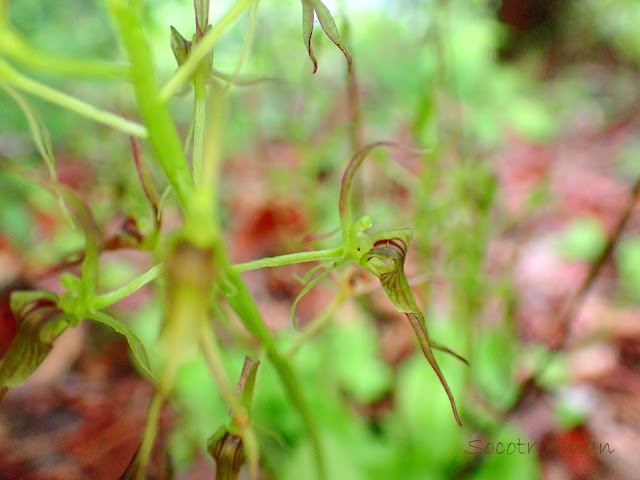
[3,0,640,478]
[616,236,640,301]
[556,217,607,261]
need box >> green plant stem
[221,0,258,95]
[93,264,163,310]
[109,0,196,211]
[230,246,343,273]
[0,26,128,78]
[198,321,248,426]
[160,0,256,101]
[199,321,261,478]
[223,270,326,480]
[93,249,345,286]
[0,60,147,137]
[199,80,226,209]
[192,67,207,184]
[135,390,165,480]
[80,225,100,307]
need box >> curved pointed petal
[310,0,352,73]
[301,0,317,73]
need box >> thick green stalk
[109,0,195,210]
[223,270,326,480]
[199,80,226,210]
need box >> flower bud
[207,427,244,480]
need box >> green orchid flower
[342,143,468,426]
[292,142,468,425]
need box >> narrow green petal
[290,261,335,330]
[301,0,317,73]
[194,0,211,37]
[87,311,155,381]
[309,0,352,73]
[339,142,396,237]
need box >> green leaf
[301,0,352,74]
[392,352,464,464]
[468,426,539,480]
[1,291,70,396]
[283,434,367,480]
[329,319,392,403]
[0,84,73,227]
[87,310,155,381]
[473,329,518,409]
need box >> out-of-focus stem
[135,390,165,480]
[192,68,207,183]
[93,264,163,310]
[230,247,343,273]
[0,60,146,137]
[224,270,327,480]
[286,291,345,358]
[0,26,128,78]
[198,321,249,427]
[109,0,195,211]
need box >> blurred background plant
[2,0,640,479]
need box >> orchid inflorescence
[291,141,469,426]
[0,1,466,479]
